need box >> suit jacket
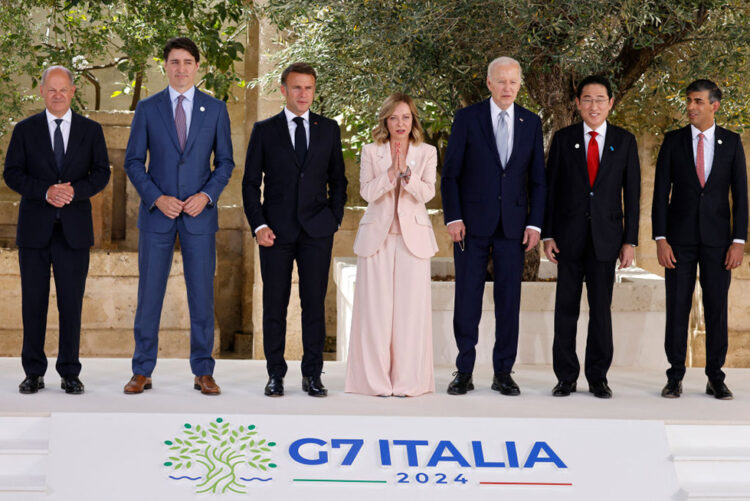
[242,110,348,242]
[441,100,546,239]
[353,142,439,259]
[124,87,235,234]
[543,122,641,261]
[652,125,748,246]
[3,110,110,249]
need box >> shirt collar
[691,122,715,140]
[284,107,310,124]
[45,108,72,124]
[489,98,514,123]
[583,120,607,138]
[168,85,195,103]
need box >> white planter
[334,257,667,370]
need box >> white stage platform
[1,358,748,422]
[1,358,749,500]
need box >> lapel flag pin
[519,117,524,122]
[200,106,205,112]
[574,143,580,149]
[314,121,318,125]
[610,146,614,151]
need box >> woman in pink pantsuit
[345,93,439,397]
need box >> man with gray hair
[3,65,110,394]
[441,56,546,396]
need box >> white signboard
[48,413,679,500]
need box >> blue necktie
[293,116,307,165]
[54,118,64,171]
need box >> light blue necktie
[496,110,508,168]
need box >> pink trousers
[345,233,434,396]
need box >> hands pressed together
[154,193,210,219]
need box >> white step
[0,417,50,497]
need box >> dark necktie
[175,95,187,151]
[293,116,307,165]
[54,118,65,171]
[587,131,599,186]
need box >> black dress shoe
[706,379,733,400]
[264,375,284,397]
[588,380,612,399]
[447,371,474,395]
[61,376,85,394]
[661,378,682,398]
[19,375,44,394]
[552,381,577,397]
[492,373,520,396]
[302,376,328,397]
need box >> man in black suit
[3,66,110,394]
[543,76,641,399]
[652,79,748,400]
[242,62,347,397]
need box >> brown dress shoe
[194,375,221,395]
[124,375,152,394]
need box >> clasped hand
[155,193,209,219]
[387,141,409,183]
[46,182,74,208]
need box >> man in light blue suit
[123,37,234,395]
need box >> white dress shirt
[583,121,607,160]
[46,108,72,153]
[284,107,311,147]
[168,85,195,135]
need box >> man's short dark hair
[576,75,613,99]
[686,79,722,103]
[281,62,317,85]
[163,37,200,63]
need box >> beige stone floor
[0,358,748,424]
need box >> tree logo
[163,417,278,494]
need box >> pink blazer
[353,141,439,259]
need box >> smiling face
[281,72,316,116]
[487,63,521,110]
[40,69,75,118]
[575,83,614,129]
[386,101,413,141]
[165,48,199,93]
[686,90,719,131]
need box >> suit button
[300,172,305,178]
[589,191,594,197]
[498,196,502,200]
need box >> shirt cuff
[542,238,553,241]
[446,219,463,226]
[254,224,268,234]
[201,191,213,205]
[733,239,745,244]
[526,225,541,233]
[654,236,666,240]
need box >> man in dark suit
[3,65,110,394]
[243,62,347,397]
[543,75,641,399]
[441,56,546,396]
[652,79,748,400]
[123,37,234,395]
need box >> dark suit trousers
[453,222,523,374]
[552,228,616,384]
[665,244,730,382]
[259,230,333,378]
[19,223,89,377]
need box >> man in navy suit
[243,62,347,397]
[652,79,748,400]
[543,76,641,399]
[441,56,546,396]
[4,65,110,394]
[123,37,235,395]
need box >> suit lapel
[34,112,58,175]
[679,126,702,188]
[183,89,206,155]
[156,88,182,153]
[571,123,588,184]
[61,112,85,175]
[505,103,524,169]
[302,112,321,171]
[706,126,727,188]
[274,111,298,168]
[479,99,502,167]
[593,123,622,189]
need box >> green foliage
[0,0,252,148]
[259,0,750,154]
